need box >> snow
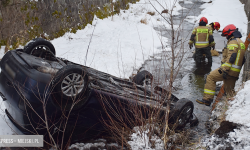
[198,125,250,149]
[186,0,248,40]
[183,1,193,4]
[191,0,250,149]
[0,100,14,135]
[0,0,249,149]
[52,0,185,79]
[69,141,106,150]
[226,80,250,127]
[0,0,184,142]
[128,127,164,150]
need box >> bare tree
[148,0,195,148]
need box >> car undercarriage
[0,38,198,143]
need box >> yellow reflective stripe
[229,47,234,50]
[221,63,232,67]
[240,43,245,50]
[230,67,241,72]
[197,29,208,33]
[235,50,241,66]
[227,44,238,48]
[227,44,238,47]
[207,31,209,41]
[196,30,198,41]
[195,43,209,46]
[204,89,215,95]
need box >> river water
[70,1,228,149]
[140,0,226,138]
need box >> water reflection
[191,61,212,96]
[194,61,212,75]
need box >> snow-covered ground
[51,0,184,79]
[193,0,250,149]
[186,0,248,40]
[197,80,250,149]
[0,0,185,145]
[0,0,249,149]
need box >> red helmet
[199,17,208,24]
[213,22,220,31]
[221,24,236,37]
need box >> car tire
[189,113,199,127]
[23,38,56,57]
[171,98,194,129]
[51,65,89,111]
[132,70,153,86]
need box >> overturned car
[0,38,198,142]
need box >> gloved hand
[211,45,215,50]
[189,44,193,49]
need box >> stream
[140,0,226,139]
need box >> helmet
[213,22,220,31]
[199,17,208,24]
[221,24,236,37]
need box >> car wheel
[51,65,89,111]
[189,113,199,127]
[24,38,56,57]
[132,70,153,86]
[171,98,194,129]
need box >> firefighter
[196,24,246,106]
[189,17,215,63]
[207,22,220,32]
[192,22,220,60]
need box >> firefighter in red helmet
[188,17,215,64]
[207,22,220,32]
[196,24,246,106]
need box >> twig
[84,20,98,66]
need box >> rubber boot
[196,99,212,106]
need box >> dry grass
[205,96,230,135]
[147,11,155,16]
[217,97,229,122]
[140,18,147,24]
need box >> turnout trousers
[195,46,212,63]
[203,68,238,102]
